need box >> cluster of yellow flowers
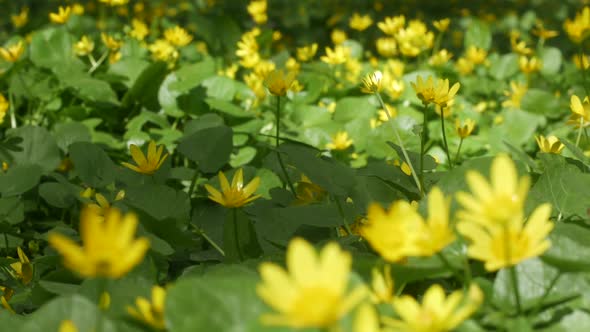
[375,15,435,58]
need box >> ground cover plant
[0,0,590,331]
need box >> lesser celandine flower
[573,53,590,70]
[456,154,530,227]
[502,81,527,109]
[9,247,33,285]
[377,15,405,36]
[99,0,129,6]
[370,265,394,303]
[519,56,542,74]
[0,286,15,313]
[532,21,559,40]
[321,45,350,65]
[121,140,169,175]
[384,284,483,332]
[353,303,385,332]
[256,238,366,328]
[568,95,590,128]
[361,71,383,93]
[49,6,72,24]
[563,6,590,43]
[0,41,25,63]
[414,187,455,256]
[236,28,261,68]
[101,33,122,51]
[296,43,318,62]
[0,94,9,124]
[331,29,348,45]
[326,131,353,151]
[127,285,166,330]
[11,7,29,29]
[464,46,487,65]
[411,75,460,108]
[429,49,453,66]
[58,320,78,332]
[535,135,564,154]
[129,19,149,40]
[164,26,193,47]
[204,168,261,208]
[247,0,268,24]
[376,37,397,57]
[264,70,296,96]
[73,36,94,56]
[433,18,451,32]
[149,39,179,63]
[349,13,373,31]
[455,119,475,138]
[48,207,150,278]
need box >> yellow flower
[532,21,558,39]
[0,41,25,63]
[414,187,456,256]
[568,95,590,128]
[458,204,553,271]
[510,32,532,56]
[0,286,15,313]
[429,49,453,66]
[384,284,483,332]
[361,201,421,262]
[456,154,530,227]
[236,28,261,68]
[370,265,394,303]
[49,6,72,25]
[573,53,590,70]
[353,303,384,332]
[256,238,366,328]
[58,320,78,332]
[164,26,193,47]
[377,15,405,36]
[502,81,528,109]
[109,51,122,64]
[0,94,9,125]
[296,43,318,62]
[455,119,476,138]
[455,57,474,75]
[361,71,383,94]
[121,140,169,175]
[148,39,179,63]
[411,75,460,108]
[320,45,350,65]
[535,135,564,154]
[127,285,166,330]
[99,0,129,6]
[349,13,373,31]
[293,175,327,206]
[376,37,397,57]
[9,247,33,285]
[73,36,95,56]
[129,19,149,41]
[564,6,590,43]
[465,46,487,65]
[331,29,348,45]
[11,7,29,29]
[247,0,268,25]
[264,69,296,96]
[326,131,353,151]
[72,3,85,15]
[433,18,451,32]
[48,207,150,278]
[204,168,261,208]
[519,56,542,74]
[101,33,122,51]
[396,20,434,57]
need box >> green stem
[439,110,453,169]
[232,208,243,261]
[274,95,296,194]
[420,105,428,193]
[530,272,561,316]
[375,92,423,196]
[3,233,8,256]
[8,92,16,129]
[201,229,225,257]
[505,226,522,314]
[455,138,464,162]
[334,196,353,236]
[95,278,107,331]
[187,168,199,198]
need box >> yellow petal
[129,144,147,167]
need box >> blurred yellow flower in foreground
[48,207,150,278]
[257,238,366,328]
[73,36,95,56]
[326,131,353,151]
[384,284,483,332]
[564,6,590,43]
[433,18,451,32]
[122,140,169,175]
[204,168,261,208]
[370,265,394,303]
[0,41,25,63]
[264,70,296,96]
[535,135,564,154]
[353,303,384,332]
[49,6,72,24]
[127,285,167,330]
[411,75,460,108]
[58,320,78,332]
[164,26,193,47]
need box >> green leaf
[122,61,169,111]
[184,114,225,136]
[542,222,590,272]
[520,89,562,119]
[203,76,238,101]
[171,57,216,93]
[7,126,61,174]
[177,125,233,173]
[230,146,257,168]
[205,98,255,118]
[543,310,590,331]
[223,209,261,262]
[490,54,519,80]
[540,47,562,76]
[334,96,375,122]
[108,58,150,88]
[53,122,92,152]
[0,196,24,224]
[38,182,78,209]
[69,142,116,188]
[29,27,84,73]
[124,184,190,222]
[0,164,42,197]
[465,19,492,50]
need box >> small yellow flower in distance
[384,284,483,331]
[122,140,169,175]
[519,56,542,74]
[256,238,366,328]
[73,36,95,56]
[573,53,590,70]
[455,118,476,138]
[326,131,353,151]
[264,69,296,96]
[71,3,85,15]
[362,201,421,262]
[411,75,460,108]
[127,285,166,330]
[49,6,72,24]
[455,57,474,75]
[48,207,150,278]
[0,286,15,313]
[321,45,350,65]
[11,7,29,28]
[129,19,149,41]
[502,81,528,109]
[0,93,9,124]
[377,15,405,36]
[465,46,487,65]
[0,41,25,63]
[101,33,122,51]
[296,43,318,62]
[204,168,261,208]
[361,71,383,94]
[433,18,451,32]
[247,0,268,25]
[563,6,590,43]
[164,26,193,47]
[535,135,564,154]
[293,175,327,206]
[99,291,111,310]
[456,154,530,227]
[414,187,456,256]
[458,203,553,271]
[331,29,348,45]
[149,39,179,63]
[58,320,78,332]
[568,95,590,128]
[532,21,559,39]
[370,265,394,303]
[353,303,383,332]
[9,247,33,285]
[375,37,397,57]
[429,49,453,66]
[99,0,130,6]
[349,13,373,31]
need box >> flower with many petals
[326,131,353,151]
[164,26,193,47]
[122,140,168,175]
[535,135,564,154]
[264,69,296,96]
[455,119,476,138]
[49,6,72,24]
[0,41,25,63]
[411,75,460,108]
[127,285,167,330]
[349,13,373,31]
[204,169,261,208]
[568,95,590,128]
